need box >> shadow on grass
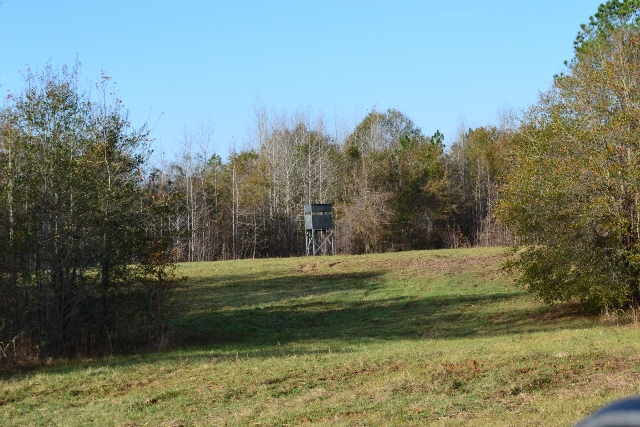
[183,269,383,309]
[8,268,595,376]
[170,269,592,349]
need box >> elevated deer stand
[304,204,334,256]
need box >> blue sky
[1,1,603,159]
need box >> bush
[498,27,640,310]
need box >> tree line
[160,108,512,263]
[145,0,640,313]
[4,0,639,364]
[0,64,511,362]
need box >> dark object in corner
[575,397,640,427]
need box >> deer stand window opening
[304,204,335,256]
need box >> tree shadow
[182,269,384,309]
[170,269,592,349]
[8,268,595,376]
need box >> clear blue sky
[1,0,603,159]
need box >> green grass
[3,247,640,426]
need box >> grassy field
[3,247,640,426]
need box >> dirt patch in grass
[295,261,322,273]
[358,252,506,281]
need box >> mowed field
[3,247,640,426]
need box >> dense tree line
[0,65,181,361]
[8,1,633,364]
[159,108,511,262]
[154,1,640,314]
